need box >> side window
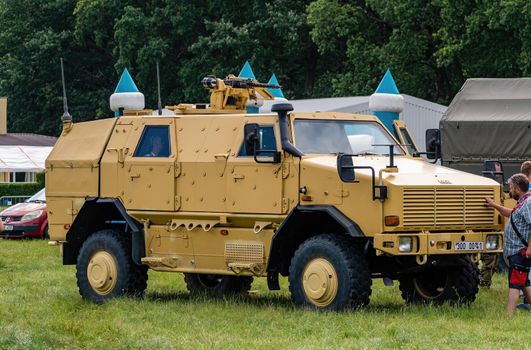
[133,125,171,157]
[238,125,277,156]
[399,127,418,154]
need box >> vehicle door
[226,118,285,214]
[393,120,419,156]
[100,118,134,200]
[123,119,177,211]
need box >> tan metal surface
[0,97,6,134]
[87,251,118,296]
[402,187,496,227]
[373,231,503,256]
[302,258,338,308]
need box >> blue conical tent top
[238,61,256,80]
[114,68,140,93]
[267,73,285,98]
[375,69,400,94]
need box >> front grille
[403,187,495,227]
[1,216,22,222]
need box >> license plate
[455,241,483,251]
[3,225,13,231]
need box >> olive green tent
[440,78,531,176]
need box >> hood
[302,155,499,187]
[0,202,47,216]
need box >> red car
[0,189,48,239]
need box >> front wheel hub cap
[302,258,338,307]
[87,251,118,295]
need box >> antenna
[60,58,72,122]
[156,61,162,116]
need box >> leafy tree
[0,0,528,136]
[307,0,530,104]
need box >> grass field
[0,239,528,349]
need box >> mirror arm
[414,151,440,164]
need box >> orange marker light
[384,216,400,226]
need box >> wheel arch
[63,198,145,266]
[266,205,366,289]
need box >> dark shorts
[508,253,531,289]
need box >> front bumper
[373,231,503,256]
[1,224,40,237]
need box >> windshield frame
[292,118,405,156]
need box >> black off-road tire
[76,230,148,303]
[184,273,253,295]
[399,257,479,305]
[288,234,372,311]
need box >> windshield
[293,119,404,155]
[26,188,46,203]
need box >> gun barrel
[201,76,281,90]
[223,79,280,89]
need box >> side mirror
[244,123,259,156]
[482,160,505,187]
[243,123,281,164]
[425,129,441,160]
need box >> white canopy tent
[0,146,53,172]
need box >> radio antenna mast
[156,61,162,116]
[60,58,72,122]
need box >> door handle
[107,148,126,164]
[130,173,141,180]
[232,174,245,181]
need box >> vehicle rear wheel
[399,257,479,305]
[184,273,253,295]
[76,230,148,303]
[288,234,371,311]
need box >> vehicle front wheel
[76,230,148,303]
[184,273,253,295]
[288,234,371,311]
[399,257,479,305]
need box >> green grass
[0,239,527,350]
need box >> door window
[133,125,171,157]
[238,125,277,156]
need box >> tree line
[0,0,528,136]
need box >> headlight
[399,237,413,252]
[486,235,499,250]
[21,210,43,222]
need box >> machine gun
[202,75,280,90]
[168,74,281,114]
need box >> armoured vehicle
[46,74,504,310]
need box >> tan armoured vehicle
[46,75,504,310]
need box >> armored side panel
[45,118,117,240]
